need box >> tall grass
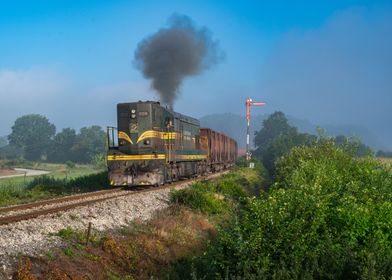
[0,172,109,207]
[169,166,258,215]
[27,172,109,194]
[0,181,52,207]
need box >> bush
[65,161,76,169]
[27,172,109,194]
[187,141,392,279]
[215,178,246,200]
[169,166,265,215]
[170,182,226,214]
[226,162,267,195]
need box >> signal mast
[246,98,266,161]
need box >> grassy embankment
[15,166,264,280]
[16,142,392,279]
[0,160,106,207]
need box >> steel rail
[0,188,123,214]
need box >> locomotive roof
[172,111,200,126]
[117,101,200,126]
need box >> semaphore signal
[246,98,266,161]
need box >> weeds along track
[0,172,226,226]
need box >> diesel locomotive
[107,101,237,186]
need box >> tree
[72,126,106,163]
[334,135,372,157]
[8,114,56,161]
[0,136,7,148]
[376,150,392,158]
[261,131,316,173]
[254,111,294,153]
[253,111,315,174]
[47,128,77,163]
[0,145,23,159]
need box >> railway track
[0,188,124,214]
[0,172,226,226]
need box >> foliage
[47,128,77,163]
[170,167,263,215]
[189,141,392,279]
[170,182,226,214]
[0,172,107,207]
[56,227,77,240]
[334,134,373,157]
[261,130,316,175]
[0,162,105,207]
[0,144,23,159]
[376,150,392,158]
[91,153,106,169]
[4,114,106,163]
[72,125,106,163]
[8,114,56,161]
[0,136,7,148]
[0,182,52,207]
[253,111,315,175]
[26,171,109,194]
[254,111,294,150]
[224,162,267,195]
[47,126,106,164]
[254,112,373,178]
[65,161,76,169]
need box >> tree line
[0,114,106,164]
[252,111,374,176]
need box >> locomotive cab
[117,101,163,153]
[107,101,174,186]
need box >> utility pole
[246,98,266,161]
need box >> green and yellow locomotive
[107,101,237,186]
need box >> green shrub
[26,171,109,194]
[65,161,76,169]
[186,141,392,279]
[170,182,225,214]
[224,163,266,195]
[215,178,246,200]
[56,227,77,240]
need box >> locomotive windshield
[115,101,176,155]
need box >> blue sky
[0,0,391,148]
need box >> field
[0,160,105,207]
[379,157,392,168]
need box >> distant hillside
[200,113,388,151]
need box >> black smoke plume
[134,14,224,108]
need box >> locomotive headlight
[143,140,151,145]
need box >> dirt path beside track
[0,168,49,179]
